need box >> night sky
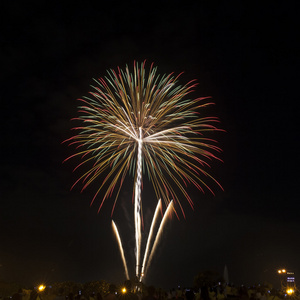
[1,1,299,290]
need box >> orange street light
[38,285,46,292]
[286,288,294,295]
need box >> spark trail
[134,127,143,277]
[140,199,162,281]
[144,200,174,279]
[112,220,130,280]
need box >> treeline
[0,280,111,298]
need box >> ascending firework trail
[64,61,223,280]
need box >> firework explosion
[65,61,222,280]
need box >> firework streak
[112,220,130,280]
[64,61,223,280]
[140,199,162,281]
[144,200,174,279]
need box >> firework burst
[64,61,223,279]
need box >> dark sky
[1,1,299,290]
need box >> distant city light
[278,269,287,274]
[286,288,294,295]
[38,285,46,292]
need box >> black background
[1,1,299,290]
